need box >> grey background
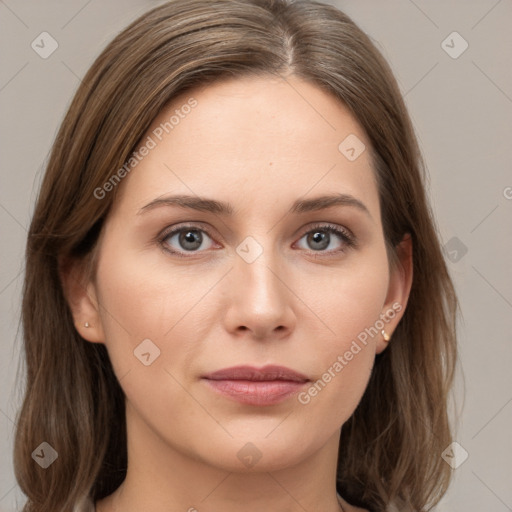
[1,1,511,510]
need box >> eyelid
[293,222,357,255]
[158,221,216,240]
[300,222,355,244]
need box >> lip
[202,365,310,406]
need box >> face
[74,75,410,473]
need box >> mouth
[201,365,310,406]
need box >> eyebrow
[137,193,372,219]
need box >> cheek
[93,244,217,440]
[93,237,209,374]
[298,246,389,350]
[294,251,389,416]
[97,216,221,329]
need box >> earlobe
[376,233,414,354]
[376,328,392,355]
[58,255,105,344]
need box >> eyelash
[157,222,357,259]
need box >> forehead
[112,75,380,222]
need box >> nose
[223,248,297,341]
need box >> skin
[64,75,413,512]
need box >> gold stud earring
[381,329,391,342]
[84,322,90,328]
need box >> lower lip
[203,379,308,406]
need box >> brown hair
[13,0,459,510]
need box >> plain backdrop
[1,1,511,510]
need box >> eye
[294,223,356,255]
[158,222,356,258]
[159,224,217,257]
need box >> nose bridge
[224,234,295,338]
[235,236,285,306]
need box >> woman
[13,0,459,511]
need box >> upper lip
[203,365,309,383]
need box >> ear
[376,233,413,354]
[58,255,105,343]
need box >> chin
[190,431,320,474]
